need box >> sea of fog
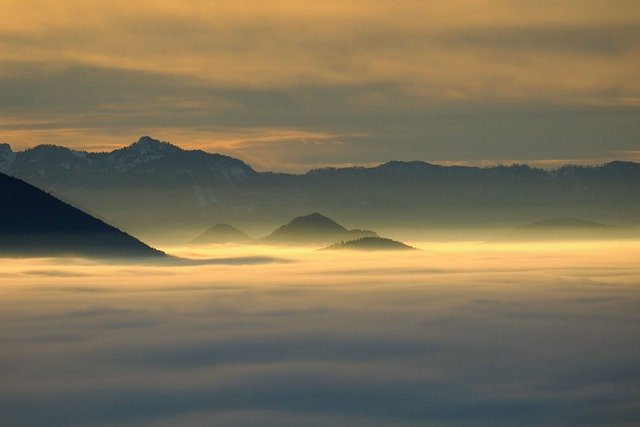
[1,241,639,426]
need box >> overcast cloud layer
[1,1,639,170]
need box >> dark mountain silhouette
[191,223,252,244]
[262,213,378,244]
[0,172,165,258]
[324,236,416,251]
[517,217,607,229]
[1,137,639,239]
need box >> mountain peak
[287,212,346,230]
[262,212,377,244]
[262,212,347,243]
[129,136,182,154]
[108,136,182,170]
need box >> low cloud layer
[1,243,639,426]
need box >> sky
[1,0,639,171]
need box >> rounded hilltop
[261,212,377,244]
[323,236,416,251]
[191,223,252,244]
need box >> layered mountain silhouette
[324,236,416,251]
[0,136,254,189]
[261,213,377,244]
[0,172,164,258]
[191,223,252,244]
[2,136,639,238]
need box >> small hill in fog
[262,213,378,244]
[191,223,252,244]
[0,172,165,258]
[324,237,416,251]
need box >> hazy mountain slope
[489,217,640,241]
[517,217,607,229]
[0,172,165,258]
[191,223,252,244]
[1,137,639,240]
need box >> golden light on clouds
[1,0,639,168]
[2,0,638,100]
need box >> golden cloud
[1,0,639,105]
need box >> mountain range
[2,136,639,240]
[0,172,165,258]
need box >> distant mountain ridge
[3,137,638,189]
[0,172,164,258]
[487,217,640,242]
[1,136,639,238]
[0,136,255,189]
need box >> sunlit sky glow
[1,0,639,171]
